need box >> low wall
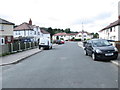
[0,42,38,55]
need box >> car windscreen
[92,40,111,47]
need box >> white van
[39,37,52,50]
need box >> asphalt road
[2,42,118,88]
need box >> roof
[40,29,50,34]
[53,33,67,36]
[99,17,120,32]
[14,22,33,31]
[66,33,77,36]
[0,18,14,25]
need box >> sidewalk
[78,42,120,67]
[0,48,42,66]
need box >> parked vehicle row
[84,39,118,61]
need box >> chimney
[29,18,32,25]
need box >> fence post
[11,43,13,53]
[29,42,31,49]
[24,42,26,50]
[33,42,35,48]
[18,42,21,51]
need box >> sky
[0,0,119,33]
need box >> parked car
[84,39,118,60]
[61,40,65,44]
[39,37,52,50]
[56,40,65,44]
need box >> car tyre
[39,45,41,49]
[84,50,88,56]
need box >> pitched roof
[53,33,67,36]
[66,33,77,36]
[14,22,33,31]
[99,17,120,32]
[40,29,50,34]
[0,18,14,25]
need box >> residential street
[2,42,118,88]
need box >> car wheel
[84,50,88,56]
[39,45,41,49]
[50,46,52,49]
[92,53,97,61]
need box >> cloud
[0,0,119,33]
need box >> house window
[18,31,20,35]
[110,28,112,32]
[79,35,81,37]
[0,38,5,45]
[0,25,4,31]
[34,31,36,35]
[84,35,86,37]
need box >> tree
[65,28,71,33]
[91,33,99,38]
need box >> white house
[0,18,14,45]
[14,19,42,42]
[66,33,77,40]
[52,31,91,41]
[99,16,120,41]
[75,31,91,41]
[52,33,67,41]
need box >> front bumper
[39,45,49,47]
[95,52,118,60]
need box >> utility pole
[81,22,84,41]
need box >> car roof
[87,39,108,43]
[90,39,107,41]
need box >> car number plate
[105,53,113,56]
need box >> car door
[87,41,93,55]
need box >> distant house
[14,19,41,42]
[75,31,91,41]
[52,31,91,41]
[52,33,67,41]
[99,16,120,41]
[0,18,14,45]
[66,33,77,40]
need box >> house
[75,31,91,41]
[40,28,50,39]
[0,18,14,45]
[14,19,41,42]
[52,33,67,41]
[66,33,77,40]
[52,31,92,41]
[99,16,120,41]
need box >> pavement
[78,42,120,67]
[0,44,58,66]
[0,48,42,66]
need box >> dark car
[84,39,118,60]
